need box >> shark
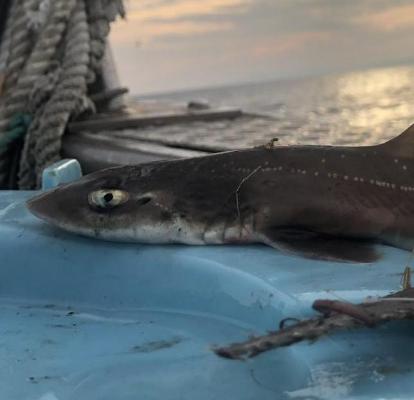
[26,124,414,263]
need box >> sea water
[136,64,414,151]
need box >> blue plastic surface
[42,159,82,190]
[1,164,414,399]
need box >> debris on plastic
[214,284,414,360]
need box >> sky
[109,0,414,95]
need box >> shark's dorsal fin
[377,124,414,158]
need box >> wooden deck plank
[62,132,209,173]
[68,108,243,133]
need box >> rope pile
[0,0,124,189]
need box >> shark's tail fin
[377,123,414,158]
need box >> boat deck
[63,99,268,172]
[1,162,414,399]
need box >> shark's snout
[26,186,82,231]
[26,185,104,238]
[26,191,58,222]
[25,179,190,243]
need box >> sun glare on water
[335,67,413,143]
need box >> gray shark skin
[27,124,414,263]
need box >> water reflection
[139,65,414,150]
[333,67,414,145]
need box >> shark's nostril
[137,196,152,206]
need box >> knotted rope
[0,0,124,188]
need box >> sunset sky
[110,0,414,94]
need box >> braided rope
[86,0,125,83]
[0,0,34,187]
[0,0,18,78]
[17,0,124,189]
[0,0,77,128]
[0,0,40,188]
[19,0,90,188]
[1,0,40,93]
[0,0,124,188]
[0,0,77,187]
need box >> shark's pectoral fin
[260,228,379,263]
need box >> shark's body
[27,124,414,262]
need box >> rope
[1,0,41,93]
[19,0,90,188]
[0,0,40,188]
[86,0,125,83]
[0,0,77,187]
[0,0,18,79]
[0,0,124,188]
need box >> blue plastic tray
[1,161,414,399]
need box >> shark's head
[26,159,247,244]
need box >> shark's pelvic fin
[261,228,380,263]
[377,123,414,158]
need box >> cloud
[253,31,331,57]
[111,0,250,43]
[354,4,414,32]
[111,20,233,43]
[125,0,251,21]
[110,0,414,94]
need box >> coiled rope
[0,0,124,188]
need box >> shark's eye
[88,189,129,209]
